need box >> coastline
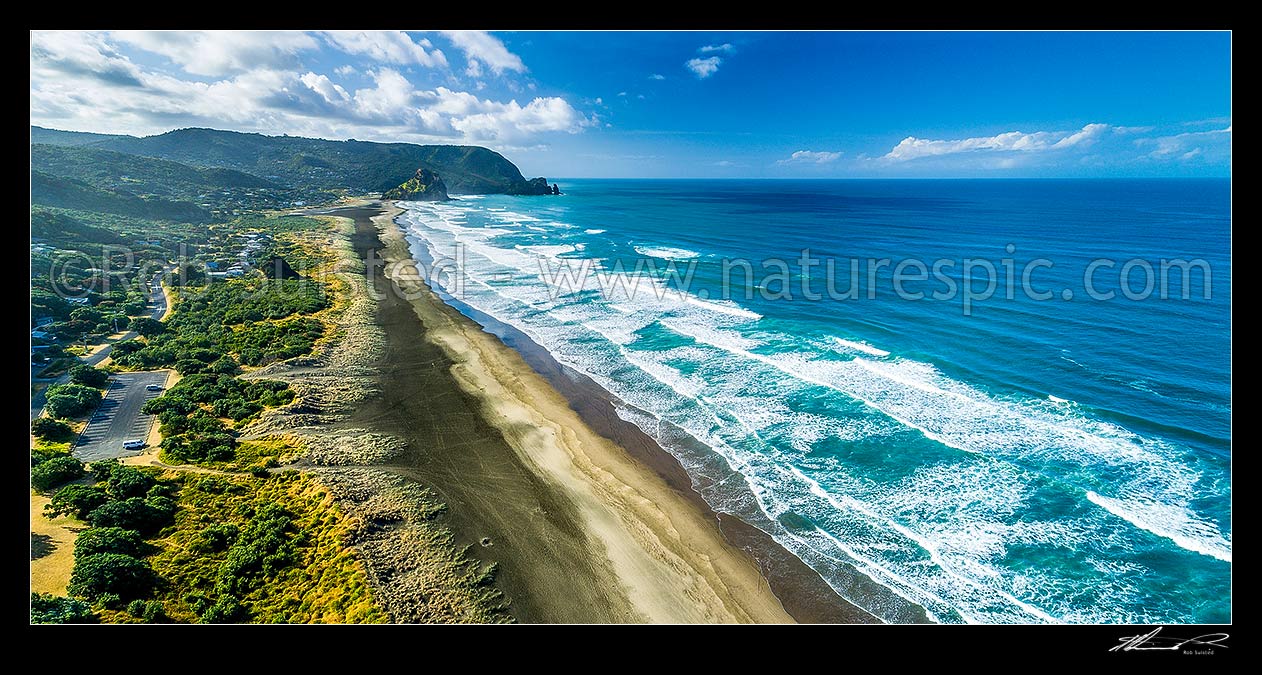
[366,199,872,623]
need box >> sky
[30,31,1231,178]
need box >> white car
[122,439,146,450]
[145,384,164,392]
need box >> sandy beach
[342,199,870,623]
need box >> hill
[31,170,212,223]
[31,126,132,146]
[91,128,553,195]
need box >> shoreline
[368,199,872,623]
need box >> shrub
[45,485,109,520]
[44,383,103,419]
[31,417,74,442]
[32,455,85,492]
[107,465,157,500]
[68,364,110,388]
[68,553,154,601]
[200,595,246,624]
[30,593,96,624]
[75,527,145,558]
[86,497,172,534]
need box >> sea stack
[383,168,450,201]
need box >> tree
[106,465,157,500]
[31,417,74,442]
[30,593,96,624]
[68,553,153,601]
[44,383,103,419]
[45,485,109,520]
[131,317,165,337]
[87,497,172,534]
[75,527,145,558]
[31,455,85,492]
[68,364,110,388]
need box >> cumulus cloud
[440,30,526,74]
[320,31,446,68]
[884,123,1111,162]
[686,56,722,79]
[30,31,587,147]
[111,30,319,77]
[777,150,844,165]
[648,73,666,80]
[334,64,357,77]
[699,43,735,54]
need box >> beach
[330,199,871,623]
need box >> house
[34,316,54,328]
[31,330,56,341]
[66,297,90,306]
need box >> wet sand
[339,200,871,623]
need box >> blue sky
[30,31,1231,178]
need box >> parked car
[145,384,164,392]
[122,439,146,450]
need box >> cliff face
[382,168,450,201]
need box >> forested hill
[83,127,550,195]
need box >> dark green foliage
[75,527,145,558]
[91,126,545,195]
[86,497,173,534]
[125,599,168,622]
[107,465,157,500]
[30,593,96,624]
[68,364,110,388]
[32,170,212,223]
[45,485,110,519]
[44,382,103,419]
[130,317,165,336]
[192,523,239,554]
[32,455,85,492]
[31,417,74,442]
[200,595,246,623]
[31,209,126,246]
[68,553,154,601]
[215,504,299,597]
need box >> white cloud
[617,91,627,96]
[649,73,666,80]
[30,31,588,148]
[440,30,526,74]
[884,123,1111,162]
[111,30,318,77]
[777,150,843,165]
[1136,125,1231,160]
[699,43,735,54]
[300,71,350,104]
[320,31,446,68]
[686,56,722,79]
[334,64,357,77]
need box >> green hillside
[92,128,551,194]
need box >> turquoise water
[397,179,1231,624]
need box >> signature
[1110,627,1230,653]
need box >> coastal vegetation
[30,124,560,624]
[38,457,384,624]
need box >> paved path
[72,371,168,462]
[31,269,170,421]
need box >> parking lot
[73,371,169,462]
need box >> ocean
[396,178,1231,624]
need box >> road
[30,268,170,421]
[72,371,168,462]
